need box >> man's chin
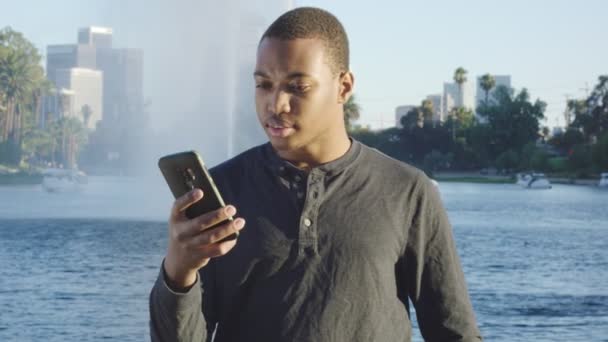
[267,135,300,153]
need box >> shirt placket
[297,169,323,257]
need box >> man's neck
[277,133,351,171]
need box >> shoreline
[0,172,43,185]
[433,172,600,186]
[0,170,601,187]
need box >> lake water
[1,177,607,341]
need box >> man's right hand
[163,189,245,290]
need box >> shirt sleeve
[149,260,218,342]
[400,174,483,341]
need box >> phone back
[158,151,227,220]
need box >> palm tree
[452,67,468,140]
[81,104,93,129]
[53,117,87,168]
[480,73,496,105]
[420,99,435,125]
[0,28,45,164]
[453,67,468,108]
[343,94,361,132]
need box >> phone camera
[182,168,196,190]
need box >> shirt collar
[262,138,362,178]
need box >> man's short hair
[260,7,350,76]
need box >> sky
[1,0,607,131]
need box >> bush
[548,157,568,173]
[592,132,608,171]
[568,144,592,174]
[530,150,550,171]
[423,150,453,172]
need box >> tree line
[348,68,608,178]
[1,27,87,170]
[2,28,606,178]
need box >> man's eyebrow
[253,71,312,79]
[286,72,312,79]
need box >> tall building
[443,82,459,115]
[53,68,103,129]
[78,26,113,48]
[44,27,144,129]
[395,105,416,128]
[46,44,96,82]
[42,26,145,173]
[95,47,144,126]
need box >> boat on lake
[41,168,87,193]
[516,172,552,189]
[599,173,608,188]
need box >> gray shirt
[149,140,482,341]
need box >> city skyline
[1,0,606,131]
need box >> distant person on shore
[149,7,482,341]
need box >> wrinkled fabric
[150,140,482,341]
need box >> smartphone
[158,150,238,242]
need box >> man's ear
[337,71,355,104]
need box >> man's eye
[288,84,310,93]
[256,82,272,90]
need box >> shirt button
[297,192,304,199]
[303,218,312,227]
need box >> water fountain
[56,0,297,220]
[103,0,294,168]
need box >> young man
[150,7,482,342]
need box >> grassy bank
[0,171,43,185]
[434,176,514,184]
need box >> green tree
[343,94,361,132]
[478,85,546,157]
[452,107,475,131]
[0,27,46,164]
[592,131,608,171]
[519,142,538,170]
[420,99,435,125]
[530,150,550,171]
[479,73,496,105]
[587,75,608,136]
[569,75,608,141]
[568,144,592,177]
[401,107,423,130]
[423,149,453,172]
[548,128,584,154]
[47,117,88,168]
[495,149,519,172]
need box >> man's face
[254,38,344,153]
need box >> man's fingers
[192,205,237,231]
[171,189,203,219]
[197,239,239,259]
[190,218,245,246]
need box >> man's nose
[268,89,291,115]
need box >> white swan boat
[41,168,87,192]
[516,172,552,189]
[599,173,608,188]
